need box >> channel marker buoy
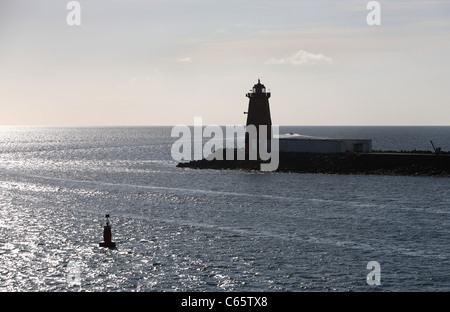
[99,214,116,249]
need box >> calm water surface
[0,126,449,291]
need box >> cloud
[178,57,193,63]
[265,50,333,66]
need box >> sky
[0,0,449,126]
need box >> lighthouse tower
[245,79,272,153]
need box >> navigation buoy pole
[99,214,116,249]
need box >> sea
[0,126,449,292]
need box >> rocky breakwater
[176,149,450,177]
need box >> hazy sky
[1,0,449,126]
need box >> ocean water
[0,126,449,292]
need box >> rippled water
[0,126,449,291]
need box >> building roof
[277,133,371,142]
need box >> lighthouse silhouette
[245,79,272,155]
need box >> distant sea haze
[0,126,449,291]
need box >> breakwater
[177,149,450,177]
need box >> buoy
[99,214,116,249]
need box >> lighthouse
[245,79,272,154]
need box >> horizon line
[1,124,450,128]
